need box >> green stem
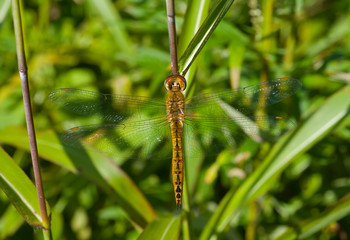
[11,0,51,237]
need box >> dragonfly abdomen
[170,120,184,209]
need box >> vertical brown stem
[11,0,50,231]
[166,0,179,74]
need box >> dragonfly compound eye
[164,74,187,92]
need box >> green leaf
[0,147,50,229]
[87,0,133,55]
[275,194,350,240]
[0,205,24,238]
[200,84,350,239]
[177,0,210,98]
[138,215,181,240]
[0,126,157,228]
[178,0,236,76]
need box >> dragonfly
[49,74,301,209]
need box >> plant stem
[11,0,51,236]
[166,0,179,74]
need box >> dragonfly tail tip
[176,204,181,211]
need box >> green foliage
[0,126,157,229]
[0,0,349,239]
[0,147,50,229]
[138,215,181,240]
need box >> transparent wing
[185,77,302,116]
[49,88,166,122]
[60,117,172,161]
[60,112,293,164]
[183,114,294,160]
[52,77,301,163]
[183,77,300,159]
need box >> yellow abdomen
[170,120,184,209]
[166,90,185,209]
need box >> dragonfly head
[164,74,186,92]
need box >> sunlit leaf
[275,194,350,240]
[178,0,236,76]
[138,215,181,240]
[0,147,50,229]
[87,0,133,55]
[200,84,350,239]
[0,126,157,228]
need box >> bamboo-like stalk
[165,0,179,74]
[11,0,51,237]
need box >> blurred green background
[0,0,349,239]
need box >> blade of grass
[247,85,350,201]
[0,147,50,228]
[178,0,236,76]
[87,0,133,55]
[260,0,275,54]
[177,0,210,98]
[0,0,11,22]
[138,215,181,240]
[0,205,24,239]
[200,84,350,239]
[0,126,157,229]
[275,194,350,240]
[228,39,246,89]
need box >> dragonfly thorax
[166,91,185,123]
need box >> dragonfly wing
[49,88,166,122]
[61,117,172,161]
[183,114,294,159]
[185,77,302,116]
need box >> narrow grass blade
[0,147,50,229]
[275,194,350,240]
[0,0,11,23]
[0,205,24,239]
[177,0,210,97]
[178,0,236,76]
[87,0,133,55]
[0,126,157,228]
[138,215,181,240]
[200,84,350,239]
